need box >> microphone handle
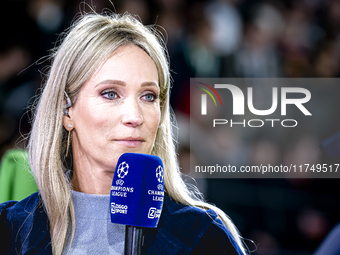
[124,225,143,255]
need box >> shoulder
[192,216,243,255]
[0,192,51,254]
[314,221,340,255]
[0,191,39,213]
[143,194,243,255]
[0,192,41,230]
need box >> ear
[63,100,74,130]
[63,113,74,131]
[63,91,74,130]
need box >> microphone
[110,153,164,255]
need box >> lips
[114,137,145,148]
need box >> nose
[121,97,143,127]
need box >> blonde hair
[28,12,246,255]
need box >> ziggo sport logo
[196,82,312,128]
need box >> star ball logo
[117,162,129,178]
[156,165,164,183]
[196,82,312,128]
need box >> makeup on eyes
[99,86,159,103]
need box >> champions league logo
[156,165,164,183]
[117,162,129,178]
[116,179,124,186]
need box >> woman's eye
[102,91,118,99]
[142,93,157,102]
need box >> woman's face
[65,44,160,177]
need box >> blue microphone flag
[110,153,164,228]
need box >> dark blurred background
[1,0,340,254]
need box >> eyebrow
[95,79,158,88]
[95,79,125,87]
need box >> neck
[70,133,116,194]
[71,170,113,194]
[71,154,114,195]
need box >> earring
[66,124,73,157]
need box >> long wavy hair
[28,12,246,255]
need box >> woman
[0,12,246,254]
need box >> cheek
[149,107,161,133]
[73,102,113,138]
[143,105,161,142]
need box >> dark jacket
[0,192,243,254]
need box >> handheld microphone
[110,153,164,255]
